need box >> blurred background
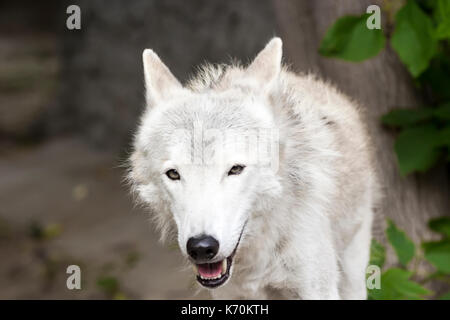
[0,0,448,299]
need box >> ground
[0,136,209,299]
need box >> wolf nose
[187,235,219,261]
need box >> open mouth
[193,221,247,288]
[195,256,233,288]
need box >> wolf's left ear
[246,37,282,86]
[142,49,182,107]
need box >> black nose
[187,235,219,261]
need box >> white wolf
[129,38,379,299]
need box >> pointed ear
[246,37,282,85]
[142,49,182,107]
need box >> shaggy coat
[129,38,380,299]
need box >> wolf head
[130,38,284,288]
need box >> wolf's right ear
[142,49,182,107]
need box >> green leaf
[436,20,450,39]
[434,103,450,121]
[439,292,450,300]
[435,0,450,39]
[27,221,62,241]
[438,126,450,148]
[97,276,120,297]
[113,292,128,300]
[429,217,450,237]
[369,268,431,300]
[419,55,450,102]
[386,219,415,266]
[394,124,443,175]
[381,108,434,128]
[42,223,62,240]
[370,239,386,268]
[391,0,437,77]
[319,14,385,62]
[28,221,45,240]
[423,239,450,273]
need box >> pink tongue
[197,261,223,278]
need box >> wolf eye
[228,165,245,176]
[165,169,180,180]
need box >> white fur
[129,38,379,300]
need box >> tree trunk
[273,0,449,261]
